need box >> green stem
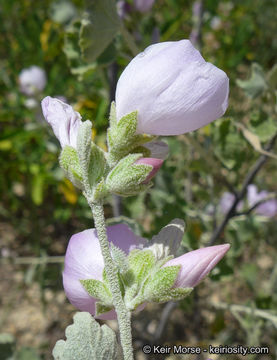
[90,203,134,360]
[120,24,140,56]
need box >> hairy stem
[90,203,134,360]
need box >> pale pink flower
[164,244,230,288]
[19,66,46,96]
[134,0,155,13]
[41,96,82,148]
[135,157,163,183]
[63,224,146,319]
[247,184,277,218]
[115,40,229,135]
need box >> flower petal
[115,40,229,135]
[164,244,230,288]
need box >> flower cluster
[41,39,230,319]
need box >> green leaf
[107,107,155,164]
[267,63,277,89]
[50,1,76,25]
[95,303,114,317]
[59,146,83,189]
[77,121,107,192]
[31,174,44,205]
[52,312,119,360]
[63,20,96,78]
[0,333,15,360]
[80,279,112,305]
[109,101,117,129]
[128,249,156,284]
[236,63,267,98]
[143,266,181,301]
[110,243,129,274]
[151,287,193,303]
[106,154,152,196]
[80,0,120,63]
[16,347,41,360]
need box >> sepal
[59,145,83,189]
[105,154,153,196]
[142,265,181,302]
[80,279,112,306]
[108,104,155,165]
[77,120,107,194]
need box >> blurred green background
[0,0,277,359]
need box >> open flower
[219,192,243,215]
[19,66,47,96]
[63,222,229,319]
[41,96,82,148]
[63,224,146,320]
[247,184,277,218]
[115,40,229,135]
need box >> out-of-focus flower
[135,157,163,183]
[115,40,229,136]
[41,96,82,148]
[134,0,155,13]
[210,16,222,30]
[24,98,38,109]
[117,1,132,18]
[219,192,243,214]
[63,224,146,319]
[247,184,277,217]
[164,244,230,287]
[19,66,47,96]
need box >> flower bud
[134,0,155,13]
[135,157,163,183]
[115,40,229,135]
[247,184,277,217]
[164,244,230,288]
[19,66,46,96]
[41,96,82,148]
[63,224,146,319]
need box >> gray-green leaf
[236,63,267,98]
[52,312,120,360]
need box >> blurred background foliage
[0,0,277,359]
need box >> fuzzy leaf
[80,279,112,305]
[236,63,267,98]
[108,107,155,163]
[92,179,108,201]
[95,302,114,317]
[109,101,117,129]
[59,146,83,189]
[106,154,152,196]
[143,266,181,301]
[110,243,129,274]
[151,287,193,303]
[128,249,156,284]
[52,312,119,360]
[89,144,107,186]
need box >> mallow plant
[41,40,230,360]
